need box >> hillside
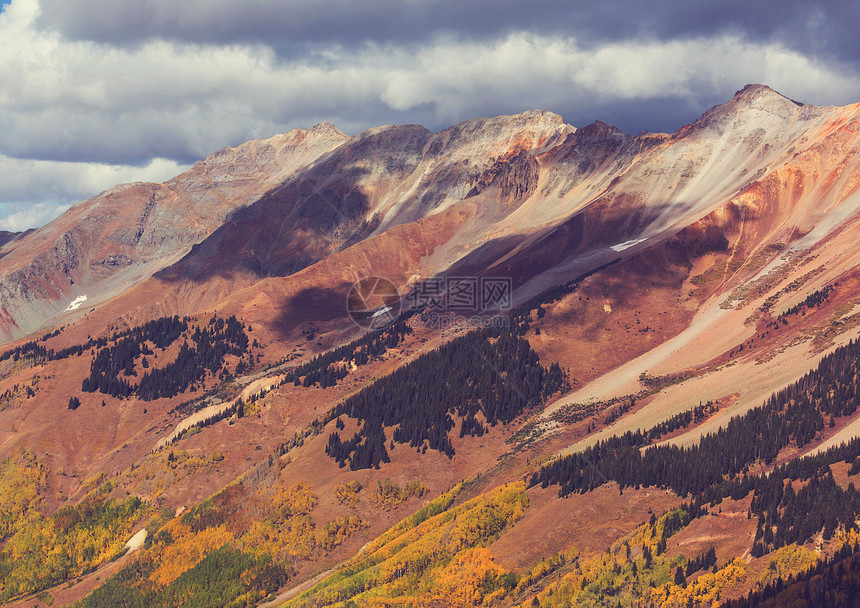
[2,85,860,607]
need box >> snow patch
[371,306,393,318]
[610,238,647,252]
[64,295,88,312]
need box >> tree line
[531,337,860,554]
[0,316,192,366]
[325,322,568,470]
[80,315,251,401]
[283,317,413,389]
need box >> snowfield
[64,295,88,312]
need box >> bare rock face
[0,124,349,341]
[3,85,860,344]
[466,149,540,199]
[152,111,574,292]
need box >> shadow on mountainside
[154,166,375,285]
[443,198,699,293]
[155,124,435,287]
[272,283,357,339]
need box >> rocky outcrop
[0,124,349,341]
[4,85,860,343]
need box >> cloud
[2,0,860,230]
[0,202,66,231]
[5,1,859,160]
[0,155,188,230]
[0,154,187,203]
[375,33,860,130]
[32,0,860,68]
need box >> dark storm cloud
[556,96,710,137]
[35,0,860,65]
[4,0,860,230]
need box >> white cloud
[0,155,187,202]
[5,0,858,161]
[0,155,188,230]
[2,0,860,230]
[0,201,67,231]
[379,33,860,121]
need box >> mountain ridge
[3,84,860,607]
[2,84,858,348]
[2,84,859,353]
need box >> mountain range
[2,84,860,607]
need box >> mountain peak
[508,109,567,123]
[440,109,568,135]
[309,121,346,138]
[576,120,627,138]
[676,84,810,138]
[731,83,803,108]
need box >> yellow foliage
[755,544,819,590]
[647,558,747,608]
[623,509,687,555]
[164,449,222,473]
[148,521,233,587]
[515,549,578,594]
[517,510,699,608]
[82,472,108,494]
[0,450,47,540]
[415,548,504,608]
[241,512,368,563]
[372,479,428,511]
[241,516,317,563]
[334,480,363,508]
[287,483,528,608]
[832,527,860,553]
[357,482,463,558]
[317,515,369,551]
[1,494,143,602]
[243,399,262,417]
[239,480,365,563]
[273,481,318,519]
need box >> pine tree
[674,566,686,587]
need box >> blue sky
[1,0,860,231]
